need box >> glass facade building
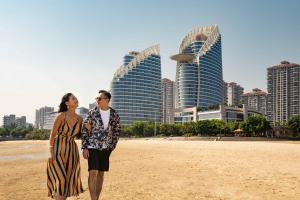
[171,25,224,110]
[110,45,162,126]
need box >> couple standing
[46,90,121,200]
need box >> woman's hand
[48,147,55,163]
[48,152,55,163]
[82,149,89,159]
[84,123,92,132]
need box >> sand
[0,139,300,200]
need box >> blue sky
[0,0,299,124]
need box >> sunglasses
[96,97,108,101]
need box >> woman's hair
[58,93,73,113]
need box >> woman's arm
[81,110,93,149]
[49,114,63,161]
[75,116,83,139]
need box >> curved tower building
[171,25,223,110]
[110,45,162,126]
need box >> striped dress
[47,114,84,198]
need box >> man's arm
[111,112,121,151]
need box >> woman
[47,93,84,199]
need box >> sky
[0,0,299,125]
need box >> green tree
[210,119,227,136]
[25,129,50,140]
[171,124,183,136]
[226,121,240,136]
[121,121,160,137]
[121,125,133,136]
[241,115,271,137]
[0,128,8,137]
[159,124,183,136]
[130,121,146,137]
[182,122,196,136]
[9,128,31,138]
[194,120,225,136]
[143,122,157,137]
[2,124,17,137]
[159,124,170,136]
[287,116,300,138]
[195,120,211,136]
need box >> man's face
[95,92,109,107]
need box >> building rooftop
[162,78,174,82]
[128,51,140,56]
[113,44,160,79]
[269,61,300,69]
[243,88,267,96]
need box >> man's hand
[84,123,92,132]
[83,149,89,159]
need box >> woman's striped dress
[47,115,84,198]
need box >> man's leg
[89,170,99,200]
[96,171,105,199]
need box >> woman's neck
[66,109,76,116]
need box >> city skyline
[1,0,300,124]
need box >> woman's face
[66,94,79,109]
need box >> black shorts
[88,148,112,171]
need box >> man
[81,90,121,200]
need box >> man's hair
[98,90,111,101]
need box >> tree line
[123,115,300,138]
[1,115,299,140]
[0,124,50,140]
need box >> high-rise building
[171,25,223,110]
[35,106,54,129]
[267,61,300,124]
[44,112,58,130]
[2,114,26,128]
[162,78,175,124]
[224,82,244,106]
[15,116,26,128]
[3,114,16,128]
[242,88,267,115]
[223,81,228,105]
[110,45,162,126]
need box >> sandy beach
[0,139,300,200]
